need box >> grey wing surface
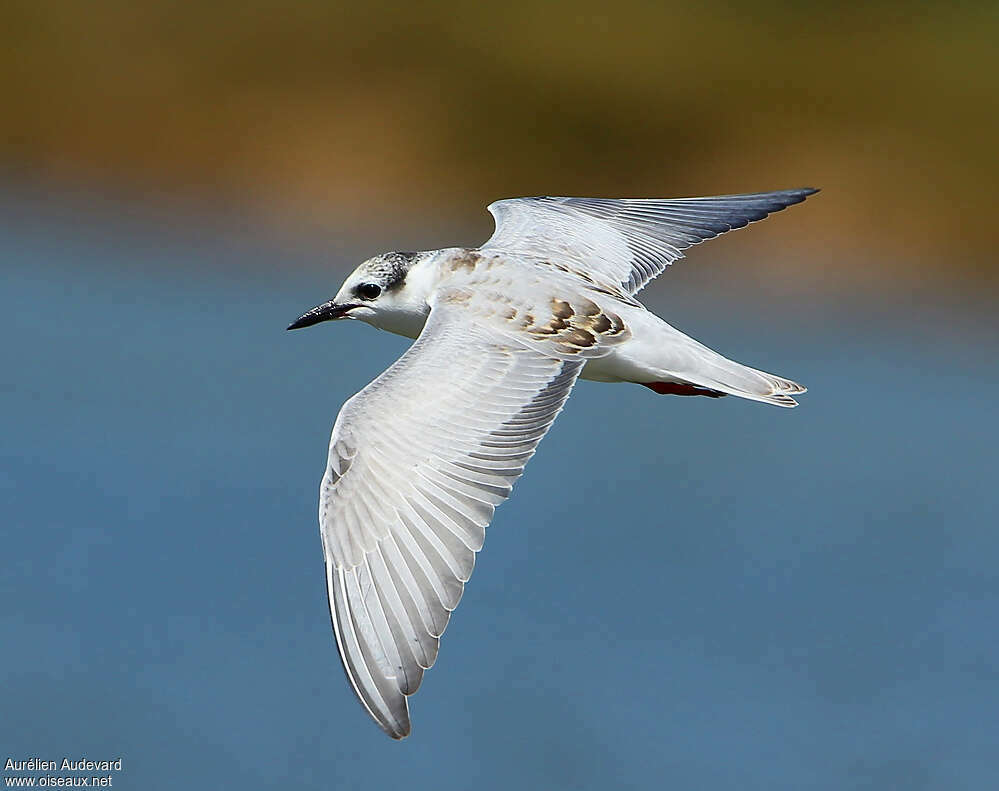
[482,189,817,295]
[320,303,584,738]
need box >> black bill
[286,301,358,330]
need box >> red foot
[642,382,727,398]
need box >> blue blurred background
[3,3,998,789]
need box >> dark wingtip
[775,187,819,210]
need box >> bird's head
[287,251,433,338]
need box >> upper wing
[481,189,817,295]
[320,301,590,738]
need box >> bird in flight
[287,189,816,738]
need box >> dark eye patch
[356,283,382,300]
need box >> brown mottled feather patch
[590,314,612,333]
[448,249,482,273]
[552,299,573,320]
[438,251,632,357]
[513,295,630,354]
[443,290,473,306]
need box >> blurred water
[2,193,997,790]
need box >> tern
[288,189,816,738]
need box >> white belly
[579,345,672,384]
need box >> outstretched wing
[481,189,817,294]
[320,301,586,738]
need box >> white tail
[667,351,806,407]
[646,322,807,407]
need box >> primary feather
[483,189,817,294]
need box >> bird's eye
[356,283,381,300]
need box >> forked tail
[644,333,806,407]
[645,364,805,406]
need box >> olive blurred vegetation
[3,0,997,284]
